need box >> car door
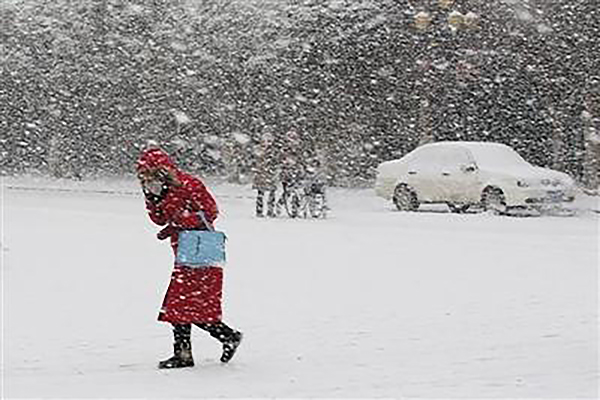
[404,147,442,202]
[437,147,480,203]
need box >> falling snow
[1,0,599,398]
[0,0,597,189]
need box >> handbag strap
[197,210,215,232]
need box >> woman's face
[138,167,169,195]
[138,168,156,181]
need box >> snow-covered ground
[2,177,599,398]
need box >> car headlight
[540,178,562,187]
[517,180,530,188]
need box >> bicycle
[276,178,328,219]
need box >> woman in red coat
[137,147,242,369]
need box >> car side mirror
[461,164,477,173]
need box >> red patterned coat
[138,148,223,324]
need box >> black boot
[195,322,243,363]
[159,324,194,369]
[158,341,194,369]
[220,330,243,363]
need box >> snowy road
[2,179,598,398]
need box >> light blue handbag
[176,211,226,267]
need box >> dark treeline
[1,0,599,187]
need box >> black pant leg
[173,323,192,345]
[256,189,264,216]
[173,324,192,349]
[194,322,236,343]
[267,189,276,216]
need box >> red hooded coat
[138,148,223,324]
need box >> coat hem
[158,313,222,324]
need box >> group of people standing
[252,130,325,218]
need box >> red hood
[137,148,176,172]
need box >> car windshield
[468,144,530,169]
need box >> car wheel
[309,194,327,218]
[447,203,470,213]
[481,187,507,215]
[393,184,419,211]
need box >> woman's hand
[157,225,176,240]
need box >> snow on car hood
[465,142,573,184]
[480,164,573,187]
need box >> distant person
[136,147,242,369]
[304,157,327,198]
[278,130,306,196]
[252,132,278,217]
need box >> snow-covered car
[375,141,576,214]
